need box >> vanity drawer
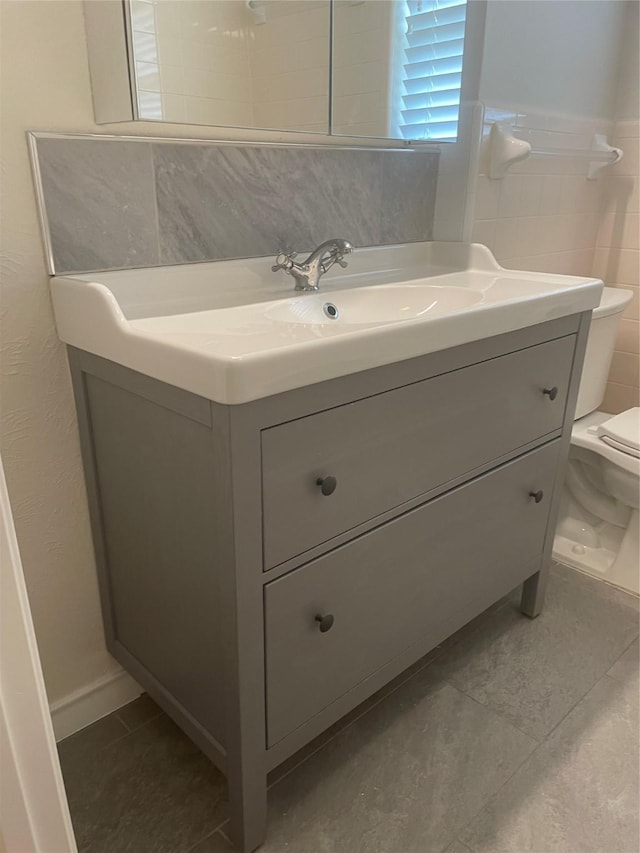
[262,335,574,568]
[264,439,560,746]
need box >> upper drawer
[262,335,574,569]
[265,439,561,747]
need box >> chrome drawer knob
[316,475,337,496]
[529,490,544,503]
[543,386,558,400]
[315,614,334,633]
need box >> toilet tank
[574,287,633,419]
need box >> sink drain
[323,302,339,320]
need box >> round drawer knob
[315,613,334,633]
[543,386,559,400]
[316,475,337,496]
[529,490,544,503]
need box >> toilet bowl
[553,287,640,594]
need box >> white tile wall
[331,1,393,137]
[597,120,640,413]
[473,110,610,278]
[250,1,330,132]
[472,109,639,416]
[133,0,254,128]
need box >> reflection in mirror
[332,0,467,141]
[129,0,330,133]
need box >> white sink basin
[50,242,602,404]
[266,284,482,325]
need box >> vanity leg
[227,765,267,853]
[520,565,549,618]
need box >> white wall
[0,0,124,714]
[615,0,640,121]
[480,0,627,120]
[595,117,640,414]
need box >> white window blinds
[398,0,467,142]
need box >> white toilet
[553,287,640,595]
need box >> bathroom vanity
[52,243,599,851]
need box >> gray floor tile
[608,638,640,687]
[429,563,639,740]
[58,712,129,767]
[443,842,473,853]
[260,671,536,853]
[60,714,228,853]
[115,693,163,732]
[564,566,640,613]
[187,830,234,852]
[460,673,639,853]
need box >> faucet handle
[320,246,350,274]
[272,251,297,273]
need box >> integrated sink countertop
[51,242,603,404]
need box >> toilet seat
[597,408,640,458]
[572,411,640,476]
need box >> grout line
[62,703,165,758]
[450,841,473,853]
[440,678,543,743]
[183,823,232,853]
[449,717,547,847]
[267,648,447,791]
[115,705,164,734]
[603,634,639,682]
[114,711,134,733]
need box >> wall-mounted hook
[587,134,623,180]
[488,122,531,179]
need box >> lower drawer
[264,440,560,746]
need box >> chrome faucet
[272,239,354,291]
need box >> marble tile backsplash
[33,135,439,274]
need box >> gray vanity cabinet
[67,312,590,853]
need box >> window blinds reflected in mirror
[332,0,467,142]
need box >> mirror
[129,0,331,133]
[86,0,467,142]
[332,0,467,141]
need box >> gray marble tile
[115,693,163,732]
[57,712,129,768]
[60,713,228,853]
[260,673,536,853]
[429,563,639,740]
[36,138,159,273]
[608,638,640,687]
[153,144,385,265]
[460,674,640,853]
[380,151,439,244]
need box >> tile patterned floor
[58,564,639,853]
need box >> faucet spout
[272,238,354,291]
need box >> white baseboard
[49,669,143,742]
